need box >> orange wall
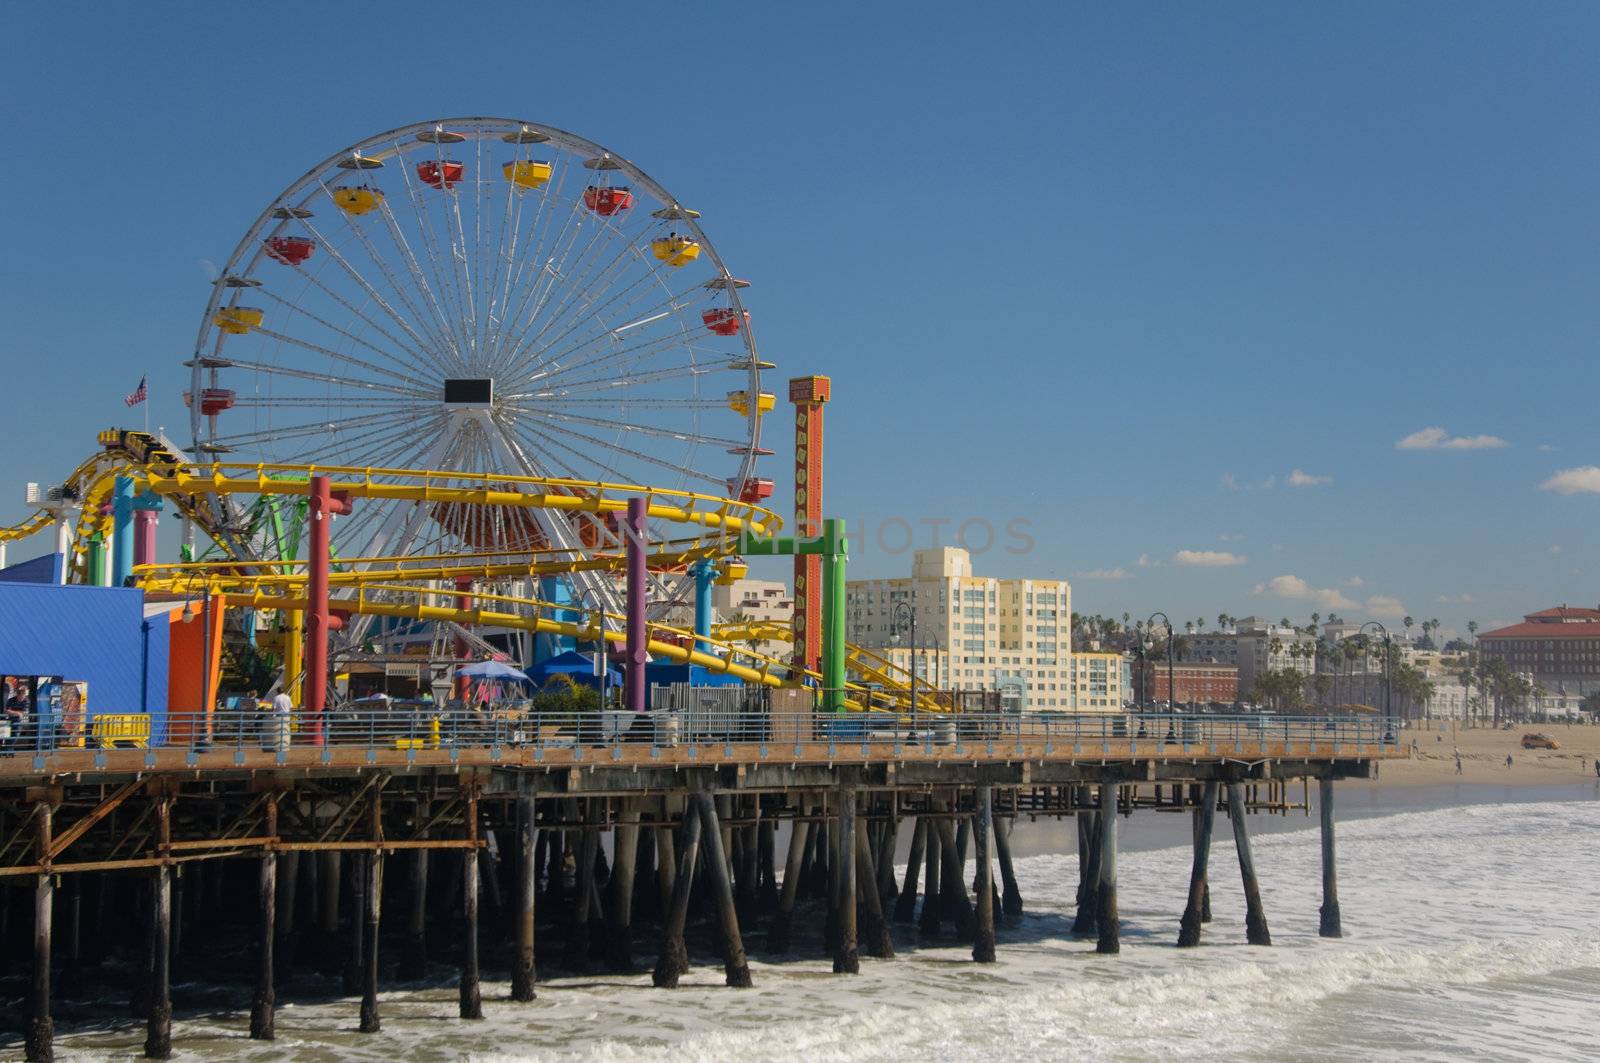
[166,595,224,742]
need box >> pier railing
[0,703,1397,766]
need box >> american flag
[124,375,147,407]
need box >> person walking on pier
[270,688,294,751]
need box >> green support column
[740,518,849,712]
[86,534,108,587]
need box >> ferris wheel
[185,117,773,606]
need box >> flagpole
[144,370,149,434]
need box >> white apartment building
[846,548,1074,710]
[712,577,793,661]
[1231,617,1316,695]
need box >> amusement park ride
[0,116,928,718]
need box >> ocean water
[20,793,1600,1061]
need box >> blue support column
[111,476,135,587]
[691,559,719,654]
[534,576,577,663]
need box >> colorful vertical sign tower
[788,375,831,676]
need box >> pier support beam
[250,797,278,1040]
[402,801,428,981]
[893,817,926,925]
[972,786,996,963]
[918,815,942,935]
[512,793,537,1002]
[832,789,859,973]
[768,816,809,952]
[652,803,702,987]
[1225,782,1272,946]
[1177,780,1219,948]
[855,809,894,959]
[1072,806,1100,936]
[1094,784,1119,955]
[567,815,598,969]
[460,835,483,1019]
[343,853,364,995]
[695,792,752,987]
[935,801,974,940]
[26,804,53,1063]
[358,851,383,1032]
[994,811,1023,918]
[1318,778,1342,938]
[144,866,172,1058]
[607,799,640,970]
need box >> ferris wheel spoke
[225,347,432,399]
[502,202,634,359]
[491,418,625,548]
[298,214,455,376]
[390,143,475,364]
[519,407,745,450]
[257,285,440,384]
[526,326,703,391]
[481,139,531,360]
[493,193,588,356]
[493,162,576,350]
[508,414,725,489]
[511,358,722,399]
[314,179,457,365]
[517,274,704,379]
[233,396,429,410]
[504,225,649,362]
[373,198,466,365]
[208,409,419,448]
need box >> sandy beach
[1372,720,1600,786]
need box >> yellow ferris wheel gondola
[331,185,385,216]
[651,233,702,267]
[503,160,553,189]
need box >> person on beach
[1454,751,1463,775]
[1505,753,1513,769]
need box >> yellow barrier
[92,713,152,749]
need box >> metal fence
[0,695,1398,764]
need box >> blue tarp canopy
[457,660,532,682]
[526,650,622,691]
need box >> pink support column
[133,508,159,568]
[625,497,648,712]
[304,477,351,745]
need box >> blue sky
[3,2,1597,638]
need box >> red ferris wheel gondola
[702,308,749,337]
[264,235,315,266]
[583,185,633,216]
[417,159,465,189]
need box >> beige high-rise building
[712,577,793,661]
[845,548,1073,710]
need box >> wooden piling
[358,849,383,1032]
[343,853,364,995]
[768,817,809,952]
[145,865,172,1059]
[893,818,926,925]
[402,799,428,981]
[972,786,997,963]
[512,793,537,1002]
[1072,807,1101,936]
[250,796,278,1040]
[26,804,53,1063]
[460,841,483,1018]
[145,793,173,1060]
[994,811,1023,918]
[63,872,82,981]
[833,788,859,973]
[695,792,752,987]
[736,797,759,919]
[607,798,640,970]
[1318,777,1342,938]
[652,803,702,987]
[918,815,942,935]
[567,803,598,968]
[758,817,778,912]
[654,813,677,918]
[1225,782,1272,946]
[855,813,894,959]
[276,850,299,977]
[935,803,974,940]
[1094,784,1119,955]
[1177,780,1218,947]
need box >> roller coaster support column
[691,559,718,655]
[305,476,351,745]
[132,492,161,570]
[112,476,135,586]
[739,518,848,712]
[626,497,648,712]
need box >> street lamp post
[893,600,916,727]
[1149,612,1174,713]
[1360,621,1393,740]
[579,587,609,711]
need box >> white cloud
[1538,444,1557,453]
[1261,475,1277,490]
[1219,532,1245,542]
[1137,553,1164,568]
[1174,550,1247,567]
[1073,567,1132,580]
[1364,595,1407,620]
[1221,473,1241,491]
[1437,593,1474,604]
[1287,469,1332,487]
[1253,574,1358,611]
[1346,576,1365,587]
[1549,545,1563,555]
[1396,426,1509,451]
[1541,467,1600,495]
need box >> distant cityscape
[702,548,1597,721]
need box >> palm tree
[1403,615,1414,642]
[1467,619,1478,646]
